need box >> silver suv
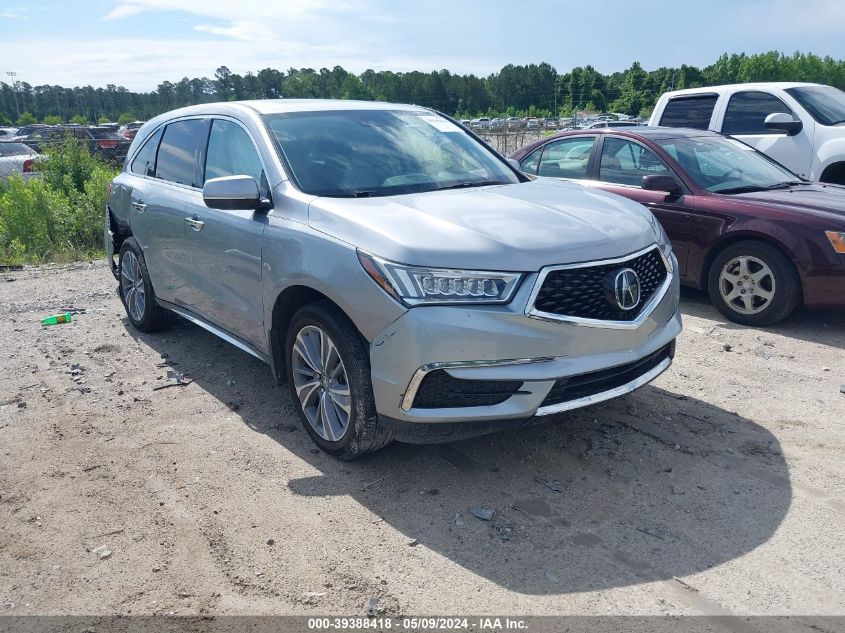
[106,100,681,458]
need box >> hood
[731,183,845,224]
[307,179,657,272]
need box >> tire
[118,237,173,333]
[285,300,392,459]
[707,240,801,326]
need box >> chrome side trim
[534,356,671,417]
[524,244,674,330]
[159,302,268,363]
[400,356,557,412]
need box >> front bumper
[369,253,681,424]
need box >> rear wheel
[285,301,392,459]
[707,240,800,326]
[118,238,173,332]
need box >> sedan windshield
[263,109,519,197]
[655,135,800,194]
[785,85,845,126]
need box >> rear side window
[155,119,206,187]
[130,128,162,176]
[536,137,596,179]
[659,95,718,130]
[204,119,264,185]
[722,91,794,135]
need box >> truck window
[659,95,718,130]
[722,91,794,135]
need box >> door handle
[185,216,205,231]
[132,201,147,213]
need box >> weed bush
[0,137,118,263]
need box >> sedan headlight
[358,251,522,306]
[826,230,845,254]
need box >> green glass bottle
[41,312,73,326]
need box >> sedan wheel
[291,325,351,442]
[717,255,775,315]
[707,240,801,327]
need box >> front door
[182,118,267,349]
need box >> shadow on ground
[124,315,792,596]
[680,287,845,349]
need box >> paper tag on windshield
[419,115,461,133]
[727,139,754,150]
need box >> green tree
[118,113,136,124]
[42,115,63,125]
[97,114,110,124]
[70,114,88,125]
[16,112,36,125]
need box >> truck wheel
[285,300,392,459]
[707,240,801,326]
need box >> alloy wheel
[718,255,776,315]
[121,250,146,322]
[291,325,351,442]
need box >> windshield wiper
[429,180,509,192]
[714,181,803,195]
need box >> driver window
[204,119,266,192]
[599,137,670,187]
[536,137,596,179]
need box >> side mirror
[642,174,683,195]
[507,158,522,171]
[203,175,264,211]
[764,112,802,136]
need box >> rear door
[589,136,692,276]
[182,117,267,348]
[716,89,814,179]
[130,119,207,305]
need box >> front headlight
[826,230,845,254]
[358,251,523,306]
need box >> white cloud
[195,20,277,42]
[103,4,149,20]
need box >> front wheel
[707,240,801,326]
[285,301,392,459]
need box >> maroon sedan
[509,127,845,326]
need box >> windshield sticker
[419,115,462,133]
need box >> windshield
[655,135,799,194]
[263,109,519,197]
[785,85,845,126]
[0,143,34,156]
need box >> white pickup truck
[649,82,845,184]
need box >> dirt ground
[1,260,844,618]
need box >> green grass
[0,138,118,264]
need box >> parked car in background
[510,127,845,326]
[523,117,540,129]
[506,116,521,129]
[0,142,41,180]
[471,117,490,129]
[119,121,145,141]
[587,120,642,129]
[0,127,18,139]
[12,125,130,164]
[106,99,680,457]
[543,118,558,129]
[650,82,845,184]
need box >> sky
[1,0,845,92]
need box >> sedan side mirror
[764,112,803,136]
[203,175,263,211]
[642,174,683,195]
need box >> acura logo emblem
[613,268,641,311]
